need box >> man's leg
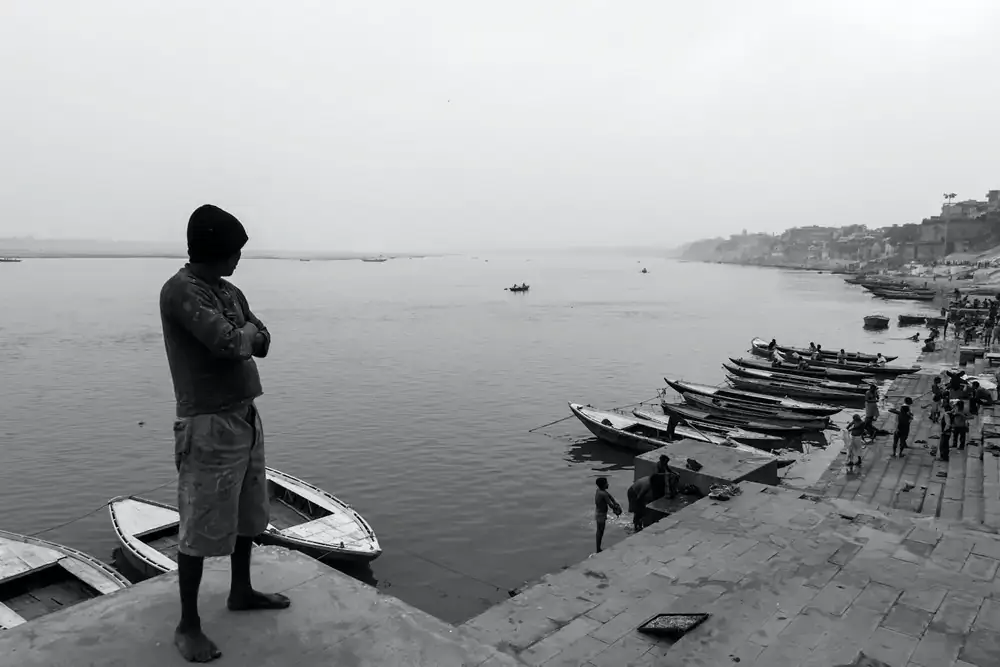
[228,403,290,611]
[596,519,606,553]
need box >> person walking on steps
[889,398,913,458]
[593,478,622,553]
[845,415,865,470]
[160,205,290,663]
[951,399,969,452]
[863,384,879,439]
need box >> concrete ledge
[635,440,779,494]
[0,547,522,667]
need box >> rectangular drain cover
[637,613,710,639]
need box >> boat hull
[726,376,865,404]
[658,401,812,435]
[750,338,895,363]
[729,357,874,382]
[664,378,841,416]
[722,363,867,393]
[679,395,831,429]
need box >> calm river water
[0,255,924,623]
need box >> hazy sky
[2,1,999,252]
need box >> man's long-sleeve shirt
[160,265,270,417]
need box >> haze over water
[0,256,922,623]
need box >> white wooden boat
[257,467,381,563]
[0,529,130,630]
[108,496,181,577]
[109,468,380,576]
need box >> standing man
[160,205,290,663]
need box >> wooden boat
[680,395,833,430]
[630,409,784,446]
[256,467,381,563]
[728,357,874,382]
[725,375,866,404]
[569,404,779,458]
[110,471,381,577]
[361,257,388,263]
[664,379,842,416]
[656,401,813,435]
[0,257,21,263]
[898,314,928,326]
[774,352,920,377]
[0,529,130,629]
[506,285,530,292]
[870,290,935,302]
[863,315,890,329]
[722,363,867,394]
[925,316,947,327]
[750,338,895,363]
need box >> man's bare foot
[227,589,291,611]
[174,624,221,663]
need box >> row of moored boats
[0,467,379,631]
[569,337,920,466]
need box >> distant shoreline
[0,253,437,261]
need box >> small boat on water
[750,338,895,363]
[863,315,890,329]
[506,284,530,292]
[630,409,783,447]
[0,529,130,629]
[722,364,867,394]
[0,257,21,263]
[728,357,874,382]
[361,256,388,263]
[664,379,842,416]
[109,469,380,577]
[925,316,947,327]
[898,314,928,326]
[569,404,781,458]
[725,375,866,405]
[641,268,649,274]
[656,401,814,435]
[680,394,833,430]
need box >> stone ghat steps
[809,339,1000,534]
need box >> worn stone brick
[971,537,1000,561]
[519,616,603,666]
[863,627,919,666]
[931,591,983,635]
[959,628,1000,667]
[540,635,609,667]
[930,536,976,571]
[973,597,1000,632]
[583,597,633,624]
[909,629,963,667]
[880,604,934,638]
[586,633,655,667]
[808,579,864,617]
[898,585,949,614]
[588,597,667,645]
[962,553,1000,581]
[852,582,902,614]
[907,527,943,545]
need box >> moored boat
[725,375,866,404]
[110,471,380,577]
[722,363,867,393]
[870,290,935,301]
[863,315,890,329]
[728,357,874,382]
[898,314,928,326]
[0,529,130,629]
[656,401,814,435]
[750,338,895,363]
[664,378,842,416]
[256,468,381,563]
[680,394,833,430]
[630,409,784,447]
[569,403,779,458]
[775,352,920,377]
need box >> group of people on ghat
[845,368,997,474]
[949,295,1000,347]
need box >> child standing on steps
[930,377,944,423]
[594,478,622,553]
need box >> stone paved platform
[461,483,1000,666]
[0,547,524,667]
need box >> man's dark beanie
[187,204,249,263]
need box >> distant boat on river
[0,257,21,263]
[361,256,388,263]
